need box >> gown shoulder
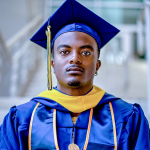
[0,100,38,150]
[111,98,150,149]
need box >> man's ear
[96,60,101,72]
[51,59,55,73]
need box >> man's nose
[69,51,82,64]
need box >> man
[0,0,150,149]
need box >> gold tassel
[46,25,53,90]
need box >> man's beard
[67,80,81,87]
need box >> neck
[56,83,93,96]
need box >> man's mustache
[66,65,85,72]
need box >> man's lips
[66,65,84,74]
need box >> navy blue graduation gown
[0,92,150,150]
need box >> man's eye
[60,50,69,55]
[82,51,91,56]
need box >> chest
[29,104,116,150]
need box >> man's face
[52,31,101,89]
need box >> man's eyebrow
[57,44,71,50]
[79,45,94,51]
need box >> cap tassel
[46,25,53,90]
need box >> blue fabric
[0,93,150,150]
[0,101,37,150]
[30,0,120,50]
[51,23,101,51]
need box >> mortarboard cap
[30,0,120,90]
[30,0,120,50]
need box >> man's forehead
[54,31,98,46]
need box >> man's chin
[67,80,81,87]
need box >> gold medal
[68,143,80,150]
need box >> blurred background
[0,0,150,124]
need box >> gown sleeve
[0,106,20,150]
[127,104,150,150]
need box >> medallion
[68,143,80,150]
